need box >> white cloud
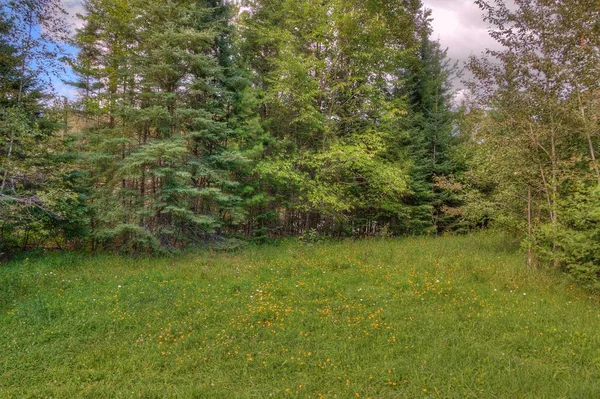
[423,0,509,93]
[54,80,78,99]
[427,1,500,60]
[61,0,86,32]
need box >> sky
[422,0,506,100]
[424,0,501,68]
[56,0,502,98]
[62,0,86,30]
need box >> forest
[1,0,600,286]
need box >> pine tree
[401,17,462,234]
[0,4,78,255]
[72,0,252,251]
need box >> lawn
[1,233,600,398]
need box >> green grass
[1,233,600,398]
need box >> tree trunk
[527,185,535,269]
[577,91,600,185]
[549,116,559,268]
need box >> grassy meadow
[1,233,600,398]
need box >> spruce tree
[401,15,462,234]
[72,0,251,251]
[0,5,77,255]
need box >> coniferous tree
[0,4,77,255]
[401,16,462,234]
[72,0,254,251]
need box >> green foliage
[465,0,600,278]
[94,223,162,254]
[0,0,479,255]
[70,0,254,250]
[400,19,463,235]
[535,184,600,287]
[7,0,600,290]
[240,0,423,236]
[0,6,80,257]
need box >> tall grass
[1,233,599,398]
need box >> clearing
[1,233,599,398]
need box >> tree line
[1,0,599,286]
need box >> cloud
[53,80,79,99]
[423,0,508,92]
[61,0,86,32]
[427,1,500,59]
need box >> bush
[535,184,600,287]
[95,224,163,255]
